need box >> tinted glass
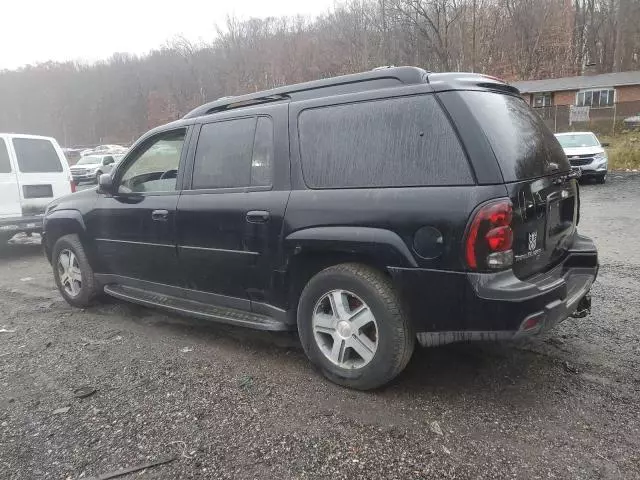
[555,133,599,148]
[13,138,63,173]
[119,130,185,193]
[193,118,256,189]
[251,117,273,186]
[298,95,472,188]
[0,139,11,173]
[460,91,570,181]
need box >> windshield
[555,134,600,148]
[76,155,102,165]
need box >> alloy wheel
[312,289,378,369]
[57,249,82,297]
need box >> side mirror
[97,173,114,195]
[601,142,610,147]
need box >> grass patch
[599,131,640,170]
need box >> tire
[297,263,414,390]
[0,233,11,249]
[596,174,606,184]
[52,234,99,308]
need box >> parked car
[43,67,598,390]
[623,114,640,130]
[0,133,74,245]
[70,154,124,184]
[554,132,609,184]
[80,144,127,157]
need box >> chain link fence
[534,101,640,135]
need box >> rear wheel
[297,263,414,390]
[52,234,99,307]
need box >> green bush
[599,132,640,170]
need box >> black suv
[43,67,598,390]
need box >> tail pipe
[570,294,591,319]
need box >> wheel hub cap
[336,320,352,339]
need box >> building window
[532,92,553,108]
[576,88,615,107]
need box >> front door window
[118,130,185,194]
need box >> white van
[0,134,74,244]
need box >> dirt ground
[1,174,639,480]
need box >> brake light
[70,181,76,193]
[465,199,514,270]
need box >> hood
[45,185,98,215]
[71,162,100,169]
[561,146,605,156]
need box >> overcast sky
[1,0,336,70]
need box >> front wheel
[596,174,606,184]
[297,263,414,390]
[52,234,99,308]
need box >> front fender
[43,209,86,262]
[285,226,418,268]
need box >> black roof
[183,66,429,119]
[183,67,519,120]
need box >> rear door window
[0,139,11,173]
[12,138,63,173]
[458,91,570,181]
[298,95,473,189]
[192,116,274,189]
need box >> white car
[70,154,124,184]
[554,132,609,184]
[0,134,74,244]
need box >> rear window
[12,138,63,173]
[0,139,11,173]
[298,95,473,189]
[459,91,569,181]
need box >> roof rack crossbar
[204,94,290,116]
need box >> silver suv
[555,132,608,184]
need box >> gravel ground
[1,174,639,480]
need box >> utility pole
[472,0,477,72]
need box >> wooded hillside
[1,0,638,145]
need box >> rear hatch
[11,137,71,216]
[459,91,577,279]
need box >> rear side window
[12,138,63,173]
[298,95,472,189]
[0,139,11,173]
[192,116,273,189]
[459,91,570,181]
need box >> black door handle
[151,209,169,222]
[246,210,270,223]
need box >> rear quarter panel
[284,186,507,271]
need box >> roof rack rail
[183,66,429,119]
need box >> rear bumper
[389,234,598,346]
[0,215,44,235]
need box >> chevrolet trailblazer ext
[43,67,598,389]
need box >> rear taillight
[465,199,514,271]
[70,181,77,193]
